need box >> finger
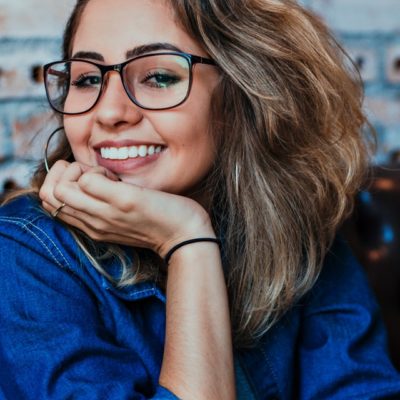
[53,181,109,216]
[42,200,67,220]
[56,210,147,246]
[50,163,105,213]
[41,200,54,215]
[39,160,70,204]
[41,162,85,213]
[84,166,121,182]
[58,162,86,184]
[43,191,104,225]
[78,172,141,210]
[51,211,105,239]
[45,194,151,248]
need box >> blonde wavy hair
[9,0,373,347]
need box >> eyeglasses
[43,52,216,115]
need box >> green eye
[142,72,180,88]
[71,74,101,89]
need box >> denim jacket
[0,195,399,399]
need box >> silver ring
[52,202,66,218]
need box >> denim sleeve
[297,238,400,399]
[0,218,179,400]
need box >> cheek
[155,110,214,154]
[152,82,217,178]
[158,87,215,149]
[173,116,216,178]
[63,116,92,161]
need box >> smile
[100,145,163,160]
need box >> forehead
[72,0,203,61]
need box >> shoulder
[305,236,376,312]
[301,236,382,343]
[296,236,400,399]
[0,194,85,278]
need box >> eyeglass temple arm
[191,55,216,66]
[47,68,68,78]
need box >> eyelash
[71,73,101,87]
[142,72,180,87]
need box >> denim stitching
[0,216,32,228]
[1,216,163,301]
[26,221,72,269]
[235,353,262,400]
[259,344,283,399]
[0,216,70,270]
[129,289,155,297]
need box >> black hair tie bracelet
[164,238,221,265]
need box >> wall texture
[0,0,399,190]
[0,0,76,190]
[303,0,400,164]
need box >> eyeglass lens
[45,54,191,113]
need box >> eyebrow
[126,43,183,58]
[71,42,184,61]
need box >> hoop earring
[44,126,64,173]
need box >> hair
[9,0,373,347]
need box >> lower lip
[95,150,163,174]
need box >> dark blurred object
[342,152,400,371]
[0,179,20,202]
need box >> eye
[142,71,180,89]
[71,73,101,89]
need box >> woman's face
[64,0,219,196]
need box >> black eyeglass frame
[43,51,216,115]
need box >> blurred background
[0,0,399,368]
[0,0,76,192]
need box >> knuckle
[53,159,69,171]
[78,173,93,191]
[90,230,105,241]
[53,185,62,199]
[116,198,134,213]
[87,230,99,240]
[53,184,67,200]
[88,218,106,233]
[70,161,83,173]
[38,186,48,202]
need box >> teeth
[138,145,147,157]
[118,147,128,160]
[128,146,138,158]
[100,145,162,160]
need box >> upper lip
[93,139,164,149]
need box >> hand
[39,160,215,257]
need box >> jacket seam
[0,216,72,270]
[259,344,283,399]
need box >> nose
[94,71,143,129]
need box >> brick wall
[0,0,76,191]
[304,0,400,164]
[0,0,399,191]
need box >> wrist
[157,204,216,258]
[164,237,221,265]
[165,239,223,276]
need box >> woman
[0,0,399,398]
